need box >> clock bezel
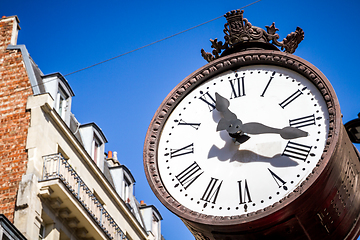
[143,49,340,226]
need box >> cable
[0,0,262,99]
[63,0,262,77]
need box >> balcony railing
[42,154,128,240]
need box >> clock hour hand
[215,93,250,143]
[241,122,308,139]
[215,92,238,121]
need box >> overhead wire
[63,0,262,77]
[0,0,262,99]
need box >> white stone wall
[21,93,148,240]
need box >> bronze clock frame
[144,49,360,239]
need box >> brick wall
[0,16,33,222]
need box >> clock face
[157,65,329,217]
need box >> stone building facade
[0,15,163,240]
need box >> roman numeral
[289,114,316,128]
[238,179,252,205]
[282,141,312,161]
[175,162,204,190]
[199,91,216,112]
[201,178,223,207]
[279,89,305,109]
[166,143,194,158]
[229,76,245,99]
[260,71,276,97]
[268,168,288,190]
[174,119,201,130]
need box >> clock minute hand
[241,122,308,140]
[214,93,308,140]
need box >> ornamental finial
[201,9,304,62]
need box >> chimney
[0,16,21,49]
[106,150,120,167]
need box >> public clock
[156,63,328,216]
[144,50,360,239]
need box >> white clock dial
[157,65,329,216]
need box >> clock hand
[215,93,308,140]
[241,122,308,140]
[229,132,251,143]
[215,92,244,134]
[215,92,237,121]
[215,93,249,143]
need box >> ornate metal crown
[201,9,304,62]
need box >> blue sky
[2,0,360,239]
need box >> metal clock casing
[144,50,360,239]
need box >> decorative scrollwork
[282,27,305,53]
[202,9,305,62]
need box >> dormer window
[139,204,163,240]
[41,73,74,125]
[79,123,108,171]
[108,164,136,204]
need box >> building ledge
[38,179,109,239]
[40,154,130,240]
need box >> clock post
[144,9,360,240]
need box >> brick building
[0,15,163,240]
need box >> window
[38,224,45,240]
[122,177,131,203]
[2,234,11,240]
[152,214,159,240]
[92,136,101,163]
[56,86,68,119]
